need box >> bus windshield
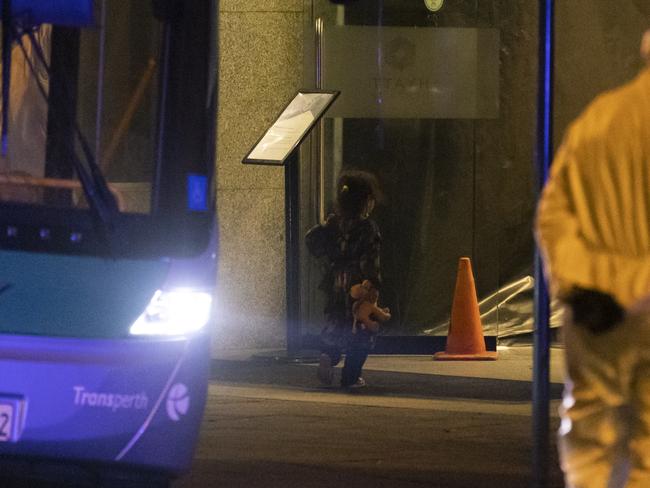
[0,1,216,258]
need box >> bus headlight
[129,288,213,336]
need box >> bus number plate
[0,396,24,442]
[0,402,14,442]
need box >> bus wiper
[12,27,120,249]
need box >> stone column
[214,0,304,353]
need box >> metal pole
[1,0,12,156]
[533,0,554,487]
[285,150,301,357]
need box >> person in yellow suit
[536,30,650,488]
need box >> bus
[0,1,217,486]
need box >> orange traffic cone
[433,257,497,360]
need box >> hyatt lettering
[372,77,439,92]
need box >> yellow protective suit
[536,67,650,488]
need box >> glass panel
[324,26,499,119]
[301,1,540,345]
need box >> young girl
[305,169,387,388]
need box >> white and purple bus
[0,1,217,486]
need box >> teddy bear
[350,280,391,333]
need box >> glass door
[300,0,541,349]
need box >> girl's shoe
[347,377,366,389]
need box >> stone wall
[555,0,649,142]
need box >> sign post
[243,90,339,358]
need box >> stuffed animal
[350,280,391,333]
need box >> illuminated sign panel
[243,91,339,165]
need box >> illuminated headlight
[129,289,213,336]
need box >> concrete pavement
[210,345,565,416]
[175,345,566,487]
